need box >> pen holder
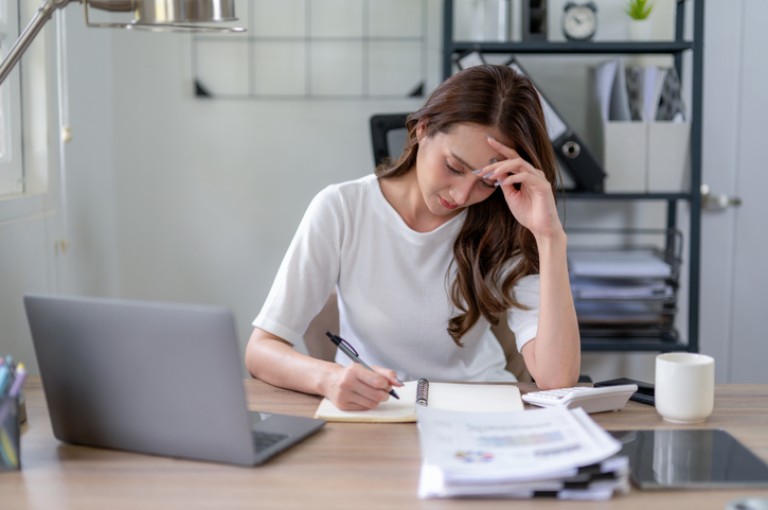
[0,395,21,471]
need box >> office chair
[369,113,409,167]
[302,113,534,383]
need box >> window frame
[0,0,59,223]
[0,0,24,197]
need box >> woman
[245,64,580,410]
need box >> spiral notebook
[314,379,524,423]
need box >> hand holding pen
[326,332,401,400]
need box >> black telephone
[594,377,655,406]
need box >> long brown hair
[375,64,559,345]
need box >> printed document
[416,406,628,499]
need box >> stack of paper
[571,277,673,300]
[416,406,630,500]
[568,248,676,331]
[568,248,672,279]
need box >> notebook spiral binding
[416,378,429,407]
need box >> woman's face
[415,122,506,217]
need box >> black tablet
[611,429,768,489]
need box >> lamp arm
[0,0,242,86]
[0,0,76,86]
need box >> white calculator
[522,384,638,414]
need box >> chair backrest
[302,113,533,382]
[369,113,409,167]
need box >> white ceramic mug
[655,352,715,423]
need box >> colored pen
[0,427,18,467]
[0,365,9,396]
[7,363,26,398]
[325,332,400,400]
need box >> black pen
[325,332,400,400]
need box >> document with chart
[416,406,629,499]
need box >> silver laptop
[24,294,325,466]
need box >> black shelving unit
[442,0,704,353]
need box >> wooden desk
[2,378,768,510]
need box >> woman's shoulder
[312,174,379,209]
[321,174,377,196]
[301,174,379,223]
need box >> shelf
[447,41,693,55]
[443,0,704,354]
[582,335,689,352]
[562,191,692,201]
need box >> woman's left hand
[477,136,562,240]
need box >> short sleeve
[506,274,540,353]
[252,185,344,349]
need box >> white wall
[106,41,432,346]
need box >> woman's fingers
[486,135,519,159]
[474,156,531,190]
[473,139,548,192]
[333,364,397,410]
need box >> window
[0,0,23,196]
[0,0,55,201]
[0,0,23,197]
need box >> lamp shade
[136,0,237,24]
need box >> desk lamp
[0,0,245,85]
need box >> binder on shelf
[454,52,606,192]
[508,59,606,193]
[453,50,486,71]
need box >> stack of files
[568,248,673,279]
[571,277,673,300]
[417,406,630,500]
[568,248,676,332]
[574,301,675,328]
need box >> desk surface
[3,378,768,510]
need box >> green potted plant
[626,0,654,20]
[626,0,654,40]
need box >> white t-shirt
[253,174,540,382]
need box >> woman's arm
[520,229,581,389]
[479,137,581,388]
[245,185,398,408]
[245,327,402,410]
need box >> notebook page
[428,383,523,412]
[314,381,523,422]
[314,380,420,422]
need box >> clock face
[563,5,597,41]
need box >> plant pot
[628,19,653,41]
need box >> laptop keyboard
[252,431,289,451]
